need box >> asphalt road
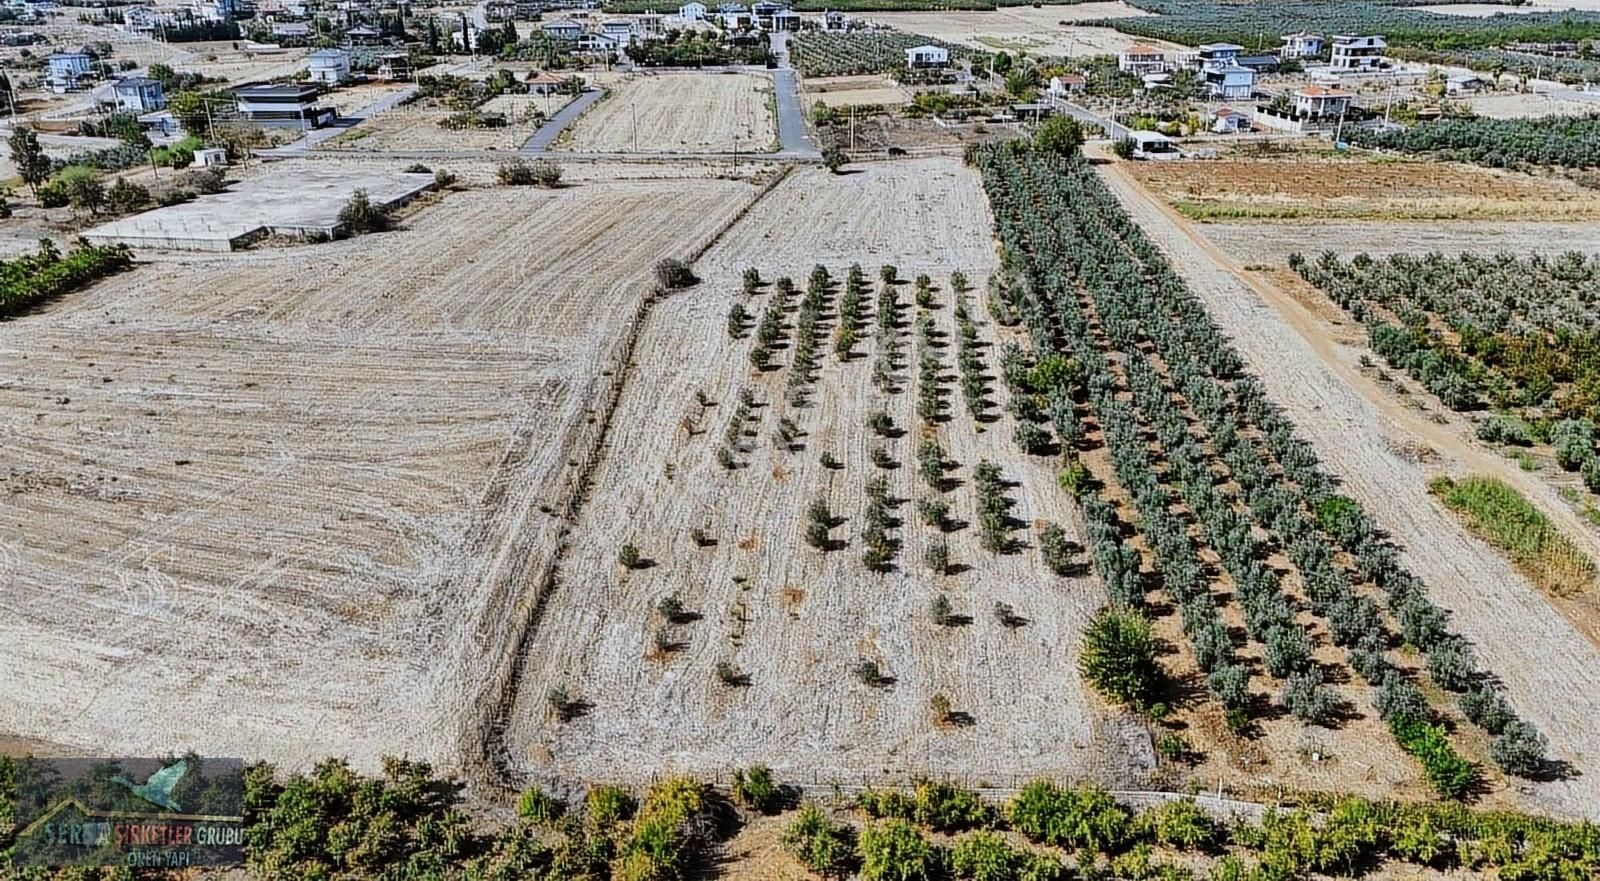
[519,88,603,153]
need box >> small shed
[193,147,228,167]
[1129,130,1179,160]
[1446,73,1485,94]
[1048,74,1086,95]
[1211,107,1248,133]
[905,44,949,69]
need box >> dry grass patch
[559,72,777,153]
[1127,158,1600,222]
[1431,475,1597,599]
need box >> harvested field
[804,75,909,108]
[1125,157,1600,221]
[1460,91,1600,119]
[1097,156,1600,822]
[558,72,777,153]
[0,172,762,772]
[1199,220,1600,262]
[503,157,1154,787]
[325,82,409,117]
[318,102,551,152]
[869,5,1183,58]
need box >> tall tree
[7,127,50,198]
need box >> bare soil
[558,72,778,154]
[1125,157,1600,221]
[0,172,762,773]
[502,158,1152,788]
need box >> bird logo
[111,759,187,812]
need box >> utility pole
[631,102,638,151]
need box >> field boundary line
[469,167,795,794]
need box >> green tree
[782,804,856,878]
[822,144,847,174]
[66,174,106,216]
[859,819,942,881]
[106,176,150,214]
[7,127,50,198]
[1033,115,1084,157]
[1078,606,1161,706]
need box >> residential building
[821,10,847,31]
[305,47,350,83]
[1118,44,1168,76]
[601,19,634,46]
[1204,63,1254,100]
[1331,34,1386,70]
[1194,42,1243,69]
[1129,130,1178,160]
[1211,106,1248,133]
[1294,84,1352,118]
[904,44,949,68]
[45,51,92,92]
[483,0,515,21]
[1446,73,1485,94]
[750,0,780,27]
[1235,54,1280,73]
[234,83,330,126]
[677,1,705,20]
[576,32,617,52]
[526,69,565,93]
[271,21,312,38]
[637,12,664,36]
[717,3,751,28]
[375,51,411,80]
[542,19,582,38]
[1047,73,1085,95]
[769,7,799,30]
[1280,31,1322,59]
[122,6,158,33]
[112,75,165,111]
[193,146,228,166]
[345,24,381,43]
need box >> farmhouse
[112,75,165,112]
[543,19,582,39]
[1118,44,1168,75]
[345,24,382,44]
[526,70,565,94]
[718,3,751,28]
[234,83,332,127]
[578,32,619,53]
[121,5,158,33]
[822,10,847,30]
[1204,63,1254,100]
[1331,34,1386,71]
[1047,73,1085,95]
[601,18,635,46]
[45,50,91,92]
[768,7,800,30]
[1280,31,1322,59]
[306,47,351,84]
[904,44,949,68]
[677,1,705,21]
[376,51,412,80]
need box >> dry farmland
[502,158,1154,786]
[869,4,1184,57]
[319,104,545,152]
[803,75,910,109]
[1098,159,1600,821]
[1125,155,1600,221]
[0,169,763,772]
[558,72,778,153]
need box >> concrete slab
[83,167,434,251]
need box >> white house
[770,8,800,30]
[577,32,618,53]
[1047,73,1085,95]
[1129,130,1178,160]
[1204,63,1254,100]
[1331,34,1386,71]
[272,21,312,39]
[1446,73,1485,94]
[601,19,635,46]
[306,47,350,84]
[717,3,750,28]
[1280,31,1323,59]
[1211,107,1248,133]
[1294,84,1352,118]
[1118,44,1168,76]
[677,1,706,21]
[1194,42,1243,70]
[904,44,949,68]
[121,6,158,33]
[45,51,91,92]
[543,19,583,39]
[112,75,165,111]
[822,10,847,31]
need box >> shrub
[1038,522,1074,575]
[859,819,942,881]
[1033,115,1083,156]
[924,539,950,575]
[655,257,698,290]
[1080,606,1160,706]
[822,144,847,174]
[619,542,642,569]
[1280,669,1338,725]
[1141,798,1218,851]
[1490,720,1548,778]
[950,831,1063,881]
[1391,716,1475,799]
[782,804,856,878]
[1007,780,1130,852]
[1459,685,1515,735]
[517,786,563,823]
[37,178,69,208]
[497,158,536,185]
[338,187,391,234]
[909,780,990,832]
[106,176,149,214]
[731,765,779,814]
[1111,136,1136,159]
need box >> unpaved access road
[1199,220,1600,262]
[1096,156,1600,822]
[0,173,763,773]
[502,158,1152,787]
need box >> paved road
[1051,97,1128,140]
[264,85,420,155]
[519,88,603,153]
[768,32,819,157]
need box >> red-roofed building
[1211,107,1249,133]
[1119,43,1169,76]
[1295,84,1353,118]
